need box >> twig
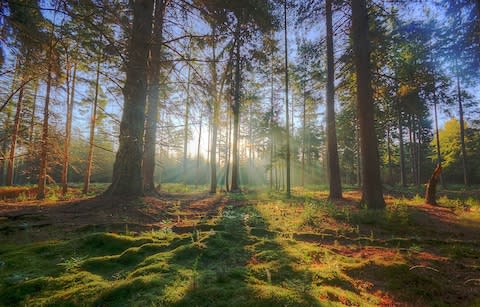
[409,265,439,272]
[464,279,480,285]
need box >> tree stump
[425,164,442,205]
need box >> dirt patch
[0,192,228,243]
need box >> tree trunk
[6,81,24,185]
[62,62,76,195]
[210,26,219,194]
[230,39,241,192]
[284,0,291,197]
[302,86,306,187]
[106,0,154,197]
[27,80,38,183]
[416,115,422,187]
[270,43,274,190]
[425,164,442,205]
[143,0,166,194]
[83,59,101,194]
[325,0,342,199]
[351,0,385,209]
[386,126,392,184]
[183,51,191,183]
[196,110,203,186]
[38,62,53,200]
[356,122,361,186]
[455,59,468,186]
[433,84,444,187]
[225,110,232,191]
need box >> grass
[1,185,479,306]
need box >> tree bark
[225,110,232,191]
[351,0,385,209]
[302,86,306,188]
[83,59,101,194]
[196,110,203,186]
[106,0,154,197]
[425,164,442,205]
[38,61,52,200]
[62,62,76,195]
[230,39,241,192]
[455,59,468,186]
[183,48,191,183]
[210,26,219,194]
[143,0,166,194]
[6,80,24,185]
[325,0,342,200]
[27,80,38,183]
[284,0,291,197]
[433,82,444,187]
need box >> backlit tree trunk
[455,59,468,186]
[183,48,191,183]
[351,0,385,209]
[106,0,154,197]
[284,0,291,197]
[210,26,219,194]
[143,0,166,194]
[37,61,53,200]
[231,39,241,192]
[62,62,76,195]
[325,0,342,200]
[83,59,101,194]
[6,79,24,186]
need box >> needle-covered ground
[0,184,479,306]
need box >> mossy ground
[0,185,479,306]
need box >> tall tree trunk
[270,42,274,190]
[225,110,232,191]
[196,110,203,186]
[210,26,219,194]
[410,115,417,185]
[356,122,361,186]
[38,62,53,200]
[62,62,76,195]
[325,0,342,199]
[230,39,241,192]
[6,81,24,185]
[106,0,154,197]
[83,59,101,194]
[1,60,18,185]
[455,59,468,186]
[183,53,191,183]
[416,115,422,187]
[284,0,291,197]
[27,80,38,183]
[143,0,166,194]
[351,0,385,209]
[386,126,393,184]
[302,86,306,187]
[433,90,443,187]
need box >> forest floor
[0,184,479,306]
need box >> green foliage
[431,118,480,182]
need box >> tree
[105,0,154,197]
[283,0,291,197]
[325,0,342,199]
[350,0,385,209]
[143,0,168,194]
